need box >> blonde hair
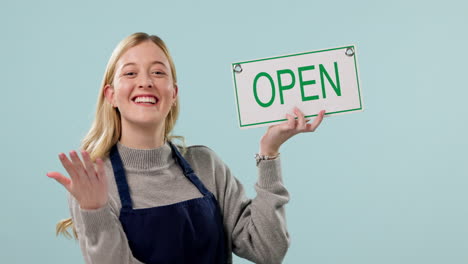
[56,32,185,239]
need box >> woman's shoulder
[179,143,217,157]
[174,143,225,167]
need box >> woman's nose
[138,74,153,88]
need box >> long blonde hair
[56,32,184,239]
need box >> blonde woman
[47,32,325,264]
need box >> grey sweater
[68,141,290,264]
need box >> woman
[47,32,325,264]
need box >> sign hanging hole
[345,47,354,57]
[233,64,243,73]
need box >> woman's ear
[172,84,179,100]
[104,84,115,107]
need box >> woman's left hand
[259,107,325,156]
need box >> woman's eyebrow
[121,61,167,69]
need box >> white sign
[231,45,363,129]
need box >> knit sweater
[68,141,290,264]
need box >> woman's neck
[119,120,165,149]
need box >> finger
[294,107,306,130]
[306,110,325,132]
[46,171,72,191]
[58,153,79,181]
[81,150,98,181]
[69,150,88,179]
[95,158,107,183]
[285,113,296,130]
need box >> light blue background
[1,0,467,263]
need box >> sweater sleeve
[228,158,291,264]
[68,194,144,264]
[191,147,291,264]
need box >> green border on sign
[231,45,363,128]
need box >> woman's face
[105,40,178,129]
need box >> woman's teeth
[134,96,156,104]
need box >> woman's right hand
[47,150,108,210]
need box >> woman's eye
[153,71,165,75]
[124,72,136,76]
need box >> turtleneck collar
[116,141,173,170]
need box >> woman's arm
[220,156,289,264]
[68,194,144,264]
[212,108,325,264]
[48,151,143,264]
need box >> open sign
[231,46,363,129]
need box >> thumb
[47,172,72,191]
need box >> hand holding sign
[232,46,362,157]
[259,107,325,156]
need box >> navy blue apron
[109,142,227,264]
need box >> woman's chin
[123,116,165,129]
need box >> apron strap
[168,142,211,196]
[110,144,133,210]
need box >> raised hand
[47,150,108,210]
[259,107,325,155]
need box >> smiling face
[104,40,178,130]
